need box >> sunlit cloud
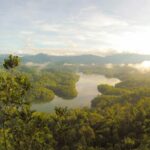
[128,61,150,73]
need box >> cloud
[128,61,150,73]
[37,23,61,32]
[20,31,34,35]
[1,0,150,55]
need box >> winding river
[32,73,120,112]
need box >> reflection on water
[32,73,120,112]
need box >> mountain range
[0,53,150,64]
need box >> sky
[0,0,150,55]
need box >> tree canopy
[0,55,149,150]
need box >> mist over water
[32,73,120,112]
[128,61,150,72]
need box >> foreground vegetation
[0,55,149,150]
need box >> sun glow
[141,61,150,68]
[110,26,150,55]
[129,61,150,72]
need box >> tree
[0,55,54,150]
[3,55,20,70]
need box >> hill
[0,53,150,64]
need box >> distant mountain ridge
[0,53,150,64]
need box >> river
[32,73,120,112]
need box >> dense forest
[0,61,79,103]
[0,55,149,150]
[27,70,79,103]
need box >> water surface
[32,73,120,112]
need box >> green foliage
[29,85,55,103]
[91,95,119,109]
[98,84,130,95]
[25,70,79,102]
[0,55,54,150]
[91,71,150,150]
[0,55,150,150]
[3,55,20,70]
[116,79,150,89]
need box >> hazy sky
[1,0,150,55]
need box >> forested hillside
[26,70,79,103]
[0,62,79,103]
[0,55,149,150]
